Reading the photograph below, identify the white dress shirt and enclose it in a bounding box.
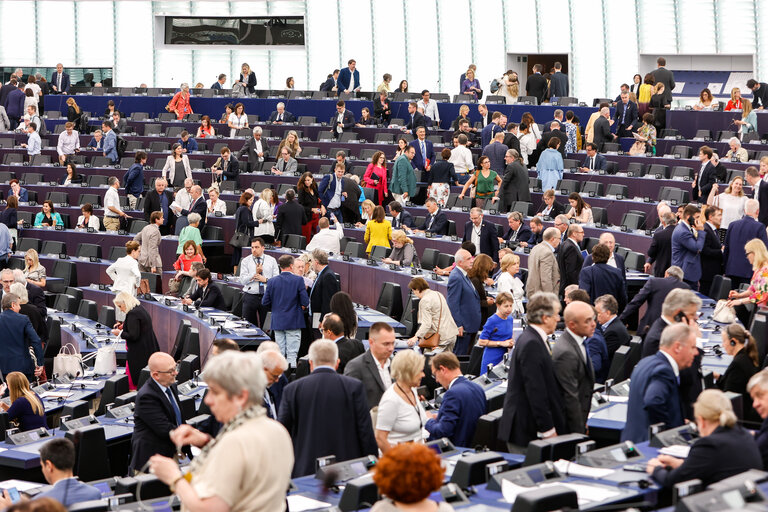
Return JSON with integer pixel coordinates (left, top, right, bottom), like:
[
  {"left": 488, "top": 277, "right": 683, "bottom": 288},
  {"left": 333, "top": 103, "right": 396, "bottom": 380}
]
[
  {"left": 375, "top": 356, "right": 392, "bottom": 391},
  {"left": 175, "top": 188, "right": 192, "bottom": 212},
  {"left": 470, "top": 223, "right": 482, "bottom": 254},
  {"left": 659, "top": 349, "right": 680, "bottom": 379},
  {"left": 103, "top": 186, "right": 122, "bottom": 217},
  {"left": 56, "top": 130, "right": 80, "bottom": 156},
  {"left": 328, "top": 178, "right": 343, "bottom": 209},
  {"left": 417, "top": 99, "right": 440, "bottom": 122},
  {"left": 239, "top": 253, "right": 279, "bottom": 294},
  {"left": 76, "top": 215, "right": 100, "bottom": 230},
  {"left": 565, "top": 327, "right": 588, "bottom": 362},
  {"left": 306, "top": 224, "right": 344, "bottom": 254},
  {"left": 448, "top": 145, "right": 474, "bottom": 174}
]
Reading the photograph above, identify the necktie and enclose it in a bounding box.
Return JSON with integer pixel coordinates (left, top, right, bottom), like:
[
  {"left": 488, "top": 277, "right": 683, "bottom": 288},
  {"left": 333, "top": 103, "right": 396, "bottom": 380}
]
[
  {"left": 421, "top": 141, "right": 426, "bottom": 165},
  {"left": 621, "top": 105, "right": 626, "bottom": 124},
  {"left": 165, "top": 388, "right": 182, "bottom": 426},
  {"left": 590, "top": 157, "right": 594, "bottom": 170},
  {"left": 411, "top": 114, "right": 414, "bottom": 125},
  {"left": 278, "top": 114, "right": 282, "bottom": 122},
  {"left": 428, "top": 214, "right": 434, "bottom": 229},
  {"left": 256, "top": 257, "right": 264, "bottom": 294},
  {"left": 57, "top": 73, "right": 62, "bottom": 91},
  {"left": 264, "top": 390, "right": 277, "bottom": 419}
]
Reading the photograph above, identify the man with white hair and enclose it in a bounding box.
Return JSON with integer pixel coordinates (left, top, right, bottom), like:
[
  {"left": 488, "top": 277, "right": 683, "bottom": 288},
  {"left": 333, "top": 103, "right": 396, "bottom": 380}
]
[
  {"left": 726, "top": 136, "right": 749, "bottom": 163},
  {"left": 50, "top": 63, "right": 70, "bottom": 94},
  {"left": 592, "top": 106, "right": 616, "bottom": 151},
  {"left": 724, "top": 198, "right": 768, "bottom": 289},
  {"left": 257, "top": 348, "right": 288, "bottom": 419},
  {"left": 527, "top": 227, "right": 561, "bottom": 297},
  {"left": 238, "top": 126, "right": 270, "bottom": 172},
  {"left": 447, "top": 248, "right": 482, "bottom": 355},
  {"left": 620, "top": 266, "right": 690, "bottom": 338},
  {"left": 582, "top": 232, "right": 626, "bottom": 277},
  {"left": 13, "top": 268, "right": 46, "bottom": 317},
  {"left": 279, "top": 339, "right": 377, "bottom": 478},
  {"left": 268, "top": 102, "right": 295, "bottom": 124}
]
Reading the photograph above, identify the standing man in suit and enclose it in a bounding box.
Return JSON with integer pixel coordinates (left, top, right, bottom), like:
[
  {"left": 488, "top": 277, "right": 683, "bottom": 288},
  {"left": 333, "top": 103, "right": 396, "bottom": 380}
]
[
  {"left": 463, "top": 208, "right": 500, "bottom": 261},
  {"left": 258, "top": 348, "right": 288, "bottom": 419},
  {"left": 182, "top": 268, "right": 225, "bottom": 310},
  {"left": 388, "top": 201, "right": 413, "bottom": 230},
  {"left": 502, "top": 123, "right": 522, "bottom": 155},
  {"left": 238, "top": 127, "right": 269, "bottom": 173},
  {"left": 481, "top": 112, "right": 505, "bottom": 148},
  {"left": 642, "top": 289, "right": 702, "bottom": 358},
  {"left": 499, "top": 149, "right": 530, "bottom": 211},
  {"left": 549, "top": 62, "right": 569, "bottom": 99},
  {"left": 174, "top": 185, "right": 207, "bottom": 232},
  {"left": 499, "top": 292, "right": 567, "bottom": 452},
  {"left": 558, "top": 224, "right": 585, "bottom": 296},
  {"left": 344, "top": 322, "right": 395, "bottom": 409},
  {"left": 409, "top": 126, "right": 434, "bottom": 171},
  {"left": 268, "top": 102, "right": 295, "bottom": 124},
  {"left": 129, "top": 352, "right": 186, "bottom": 473},
  {"left": 0, "top": 293, "right": 42, "bottom": 383},
  {"left": 525, "top": 64, "right": 548, "bottom": 104},
  {"left": 579, "top": 244, "right": 627, "bottom": 309},
  {"left": 279, "top": 339, "right": 377, "bottom": 477},
  {"left": 390, "top": 146, "right": 417, "bottom": 207},
  {"left": 50, "top": 63, "right": 70, "bottom": 94},
  {"left": 402, "top": 102, "right": 428, "bottom": 134},
  {"left": 745, "top": 166, "right": 768, "bottom": 226},
  {"left": 425, "top": 353, "right": 486, "bottom": 447},
  {"left": 724, "top": 199, "right": 768, "bottom": 289},
  {"left": 651, "top": 57, "right": 676, "bottom": 105},
  {"left": 595, "top": 295, "right": 632, "bottom": 361},
  {"left": 239, "top": 237, "right": 280, "bottom": 328},
  {"left": 579, "top": 143, "right": 607, "bottom": 172},
  {"left": 613, "top": 92, "right": 638, "bottom": 138},
  {"left": 646, "top": 212, "right": 677, "bottom": 277},
  {"left": 320, "top": 69, "right": 340, "bottom": 92},
  {"left": 210, "top": 74, "right": 226, "bottom": 89},
  {"left": 620, "top": 266, "right": 689, "bottom": 338},
  {"left": 672, "top": 204, "right": 707, "bottom": 290},
  {"left": 337, "top": 59, "right": 361, "bottom": 94},
  {"left": 527, "top": 227, "right": 561, "bottom": 297},
  {"left": 553, "top": 301, "right": 596, "bottom": 434},
  {"left": 275, "top": 189, "right": 307, "bottom": 242},
  {"left": 476, "top": 103, "right": 492, "bottom": 127},
  {"left": 582, "top": 232, "right": 626, "bottom": 278},
  {"left": 262, "top": 255, "right": 310, "bottom": 368},
  {"left": 694, "top": 146, "right": 717, "bottom": 201},
  {"left": 447, "top": 249, "right": 481, "bottom": 356},
  {"left": 309, "top": 249, "right": 340, "bottom": 320},
  {"left": 592, "top": 107, "right": 616, "bottom": 151},
  {"left": 320, "top": 314, "right": 365, "bottom": 374},
  {"left": 483, "top": 132, "right": 509, "bottom": 173},
  {"left": 700, "top": 206, "right": 724, "bottom": 297},
  {"left": 330, "top": 100, "right": 355, "bottom": 139},
  {"left": 544, "top": 111, "right": 565, "bottom": 132},
  {"left": 319, "top": 163, "right": 348, "bottom": 221},
  {"left": 622, "top": 323, "right": 697, "bottom": 443},
  {"left": 415, "top": 197, "right": 449, "bottom": 236}
]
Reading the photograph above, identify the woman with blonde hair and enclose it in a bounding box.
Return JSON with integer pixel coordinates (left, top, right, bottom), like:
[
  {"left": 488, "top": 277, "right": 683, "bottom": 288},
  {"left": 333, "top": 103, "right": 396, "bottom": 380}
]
[
  {"left": 166, "top": 83, "right": 193, "bottom": 120},
  {"left": 735, "top": 98, "right": 758, "bottom": 136},
  {"left": 461, "top": 69, "right": 482, "bottom": 99},
  {"left": 375, "top": 350, "right": 428, "bottom": 453},
  {"left": 647, "top": 389, "right": 762, "bottom": 488},
  {"left": 725, "top": 87, "right": 743, "bottom": 111},
  {"left": 714, "top": 323, "right": 760, "bottom": 422},
  {"left": 206, "top": 187, "right": 227, "bottom": 216},
  {"left": 65, "top": 97, "right": 81, "bottom": 123},
  {"left": 252, "top": 188, "right": 276, "bottom": 244},
  {"left": 500, "top": 70, "right": 519, "bottom": 103},
  {"left": 451, "top": 104, "right": 472, "bottom": 130},
  {"left": 728, "top": 238, "right": 768, "bottom": 326},
  {"left": 235, "top": 62, "right": 257, "bottom": 94},
  {"left": 407, "top": 277, "right": 458, "bottom": 353},
  {"left": 356, "top": 198, "right": 376, "bottom": 227},
  {"left": 23, "top": 248, "right": 46, "bottom": 288},
  {"left": 649, "top": 82, "right": 668, "bottom": 131},
  {"left": 10, "top": 283, "right": 45, "bottom": 346},
  {"left": 112, "top": 291, "right": 160, "bottom": 389},
  {"left": 0, "top": 372, "right": 45, "bottom": 432},
  {"left": 382, "top": 230, "right": 417, "bottom": 267},
  {"left": 364, "top": 205, "right": 392, "bottom": 253},
  {"left": 277, "top": 130, "right": 302, "bottom": 158},
  {"left": 707, "top": 175, "right": 746, "bottom": 228},
  {"left": 495, "top": 254, "right": 524, "bottom": 315}
]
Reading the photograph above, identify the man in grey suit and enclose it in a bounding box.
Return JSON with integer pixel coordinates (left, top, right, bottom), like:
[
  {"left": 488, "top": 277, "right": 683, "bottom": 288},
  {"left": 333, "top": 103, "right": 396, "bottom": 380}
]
[
  {"left": 526, "top": 227, "right": 561, "bottom": 297},
  {"left": 651, "top": 56, "right": 675, "bottom": 104},
  {"left": 344, "top": 322, "right": 395, "bottom": 409},
  {"left": 553, "top": 301, "right": 596, "bottom": 434}
]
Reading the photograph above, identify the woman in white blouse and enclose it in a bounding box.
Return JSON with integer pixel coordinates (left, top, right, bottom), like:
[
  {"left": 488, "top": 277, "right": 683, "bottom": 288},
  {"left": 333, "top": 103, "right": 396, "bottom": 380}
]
[
  {"left": 252, "top": 188, "right": 276, "bottom": 244},
  {"left": 375, "top": 350, "right": 428, "bottom": 454},
  {"left": 206, "top": 187, "right": 227, "bottom": 216},
  {"left": 227, "top": 102, "right": 249, "bottom": 137},
  {"left": 106, "top": 240, "right": 142, "bottom": 297},
  {"left": 495, "top": 253, "right": 525, "bottom": 316},
  {"left": 518, "top": 122, "right": 537, "bottom": 166},
  {"left": 707, "top": 176, "right": 747, "bottom": 229}
]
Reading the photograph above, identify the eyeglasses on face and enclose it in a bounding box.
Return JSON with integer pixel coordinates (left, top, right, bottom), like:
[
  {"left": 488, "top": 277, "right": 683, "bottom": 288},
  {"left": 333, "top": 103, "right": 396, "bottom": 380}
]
[{"left": 156, "top": 364, "right": 180, "bottom": 375}]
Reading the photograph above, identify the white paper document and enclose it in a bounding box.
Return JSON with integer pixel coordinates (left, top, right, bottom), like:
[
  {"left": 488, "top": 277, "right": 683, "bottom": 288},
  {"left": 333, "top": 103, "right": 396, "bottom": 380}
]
[
  {"left": 285, "top": 495, "right": 332, "bottom": 512},
  {"left": 0, "top": 479, "right": 43, "bottom": 492},
  {"left": 502, "top": 479, "right": 621, "bottom": 505},
  {"left": 553, "top": 460, "right": 615, "bottom": 478},
  {"left": 659, "top": 445, "right": 691, "bottom": 458}
]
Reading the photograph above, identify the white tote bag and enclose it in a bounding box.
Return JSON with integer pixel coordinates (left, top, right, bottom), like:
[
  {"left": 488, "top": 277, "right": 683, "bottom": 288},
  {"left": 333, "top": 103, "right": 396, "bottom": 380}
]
[
  {"left": 53, "top": 344, "right": 83, "bottom": 378},
  {"left": 92, "top": 342, "right": 118, "bottom": 375}
]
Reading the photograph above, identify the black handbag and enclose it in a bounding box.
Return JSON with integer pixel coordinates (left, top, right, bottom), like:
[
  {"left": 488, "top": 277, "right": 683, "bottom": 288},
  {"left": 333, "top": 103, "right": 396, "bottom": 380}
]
[{"left": 229, "top": 230, "right": 250, "bottom": 248}]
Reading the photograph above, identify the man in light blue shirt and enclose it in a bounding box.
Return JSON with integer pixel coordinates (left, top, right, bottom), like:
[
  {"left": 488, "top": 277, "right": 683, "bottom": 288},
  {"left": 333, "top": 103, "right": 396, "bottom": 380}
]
[
  {"left": 21, "top": 123, "right": 41, "bottom": 158},
  {"left": 32, "top": 438, "right": 102, "bottom": 507},
  {"left": 102, "top": 120, "right": 118, "bottom": 163},
  {"left": 0, "top": 223, "right": 10, "bottom": 267}
]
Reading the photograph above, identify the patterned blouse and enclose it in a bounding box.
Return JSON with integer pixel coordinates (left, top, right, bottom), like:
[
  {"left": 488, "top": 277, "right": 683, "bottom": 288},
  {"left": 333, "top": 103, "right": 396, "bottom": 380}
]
[
  {"left": 564, "top": 122, "right": 578, "bottom": 154},
  {"left": 748, "top": 266, "right": 768, "bottom": 306},
  {"left": 639, "top": 123, "right": 657, "bottom": 147}
]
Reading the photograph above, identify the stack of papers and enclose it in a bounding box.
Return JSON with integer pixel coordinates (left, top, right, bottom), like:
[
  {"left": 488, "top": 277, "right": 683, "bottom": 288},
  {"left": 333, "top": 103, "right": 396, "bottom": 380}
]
[
  {"left": 659, "top": 445, "right": 691, "bottom": 458},
  {"left": 553, "top": 460, "right": 615, "bottom": 478},
  {"left": 285, "top": 495, "right": 332, "bottom": 511}
]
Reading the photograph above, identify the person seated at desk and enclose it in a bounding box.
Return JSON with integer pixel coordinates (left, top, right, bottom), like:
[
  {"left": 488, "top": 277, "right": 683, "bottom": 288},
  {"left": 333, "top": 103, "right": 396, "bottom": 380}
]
[
  {"left": 183, "top": 268, "right": 225, "bottom": 310},
  {"left": 414, "top": 197, "right": 449, "bottom": 236},
  {"left": 271, "top": 147, "right": 298, "bottom": 175},
  {"left": 714, "top": 323, "right": 760, "bottom": 422},
  {"left": 579, "top": 142, "right": 607, "bottom": 172},
  {"left": 86, "top": 129, "right": 104, "bottom": 151},
  {"left": 177, "top": 130, "right": 198, "bottom": 153},
  {"left": 537, "top": 189, "right": 565, "bottom": 218},
  {"left": 28, "top": 438, "right": 102, "bottom": 507},
  {"left": 171, "top": 241, "right": 203, "bottom": 292},
  {"left": 9, "top": 179, "right": 28, "bottom": 204},
  {"left": 23, "top": 249, "right": 46, "bottom": 288},
  {"left": 34, "top": 200, "right": 63, "bottom": 227},
  {"left": 0, "top": 371, "right": 45, "bottom": 432},
  {"left": 382, "top": 230, "right": 416, "bottom": 267},
  {"left": 75, "top": 203, "right": 100, "bottom": 230},
  {"left": 60, "top": 161, "right": 82, "bottom": 186},
  {"left": 268, "top": 102, "right": 295, "bottom": 124},
  {"left": 356, "top": 107, "right": 377, "bottom": 127},
  {"left": 647, "top": 389, "right": 763, "bottom": 488}
]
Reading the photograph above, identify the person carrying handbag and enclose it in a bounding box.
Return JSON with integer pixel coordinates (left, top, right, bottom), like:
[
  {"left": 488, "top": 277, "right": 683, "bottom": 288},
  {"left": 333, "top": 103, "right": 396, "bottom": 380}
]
[{"left": 406, "top": 278, "right": 459, "bottom": 353}]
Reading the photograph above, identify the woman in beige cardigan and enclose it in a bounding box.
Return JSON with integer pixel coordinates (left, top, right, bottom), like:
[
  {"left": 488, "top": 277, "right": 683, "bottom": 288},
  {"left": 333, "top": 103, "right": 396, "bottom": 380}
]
[
  {"left": 406, "top": 277, "right": 459, "bottom": 353},
  {"left": 161, "top": 143, "right": 193, "bottom": 190},
  {"left": 133, "top": 210, "right": 164, "bottom": 273}
]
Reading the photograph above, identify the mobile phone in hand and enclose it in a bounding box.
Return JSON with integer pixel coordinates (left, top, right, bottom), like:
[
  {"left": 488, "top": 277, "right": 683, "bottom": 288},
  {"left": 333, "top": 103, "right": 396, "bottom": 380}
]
[{"left": 5, "top": 487, "right": 21, "bottom": 504}]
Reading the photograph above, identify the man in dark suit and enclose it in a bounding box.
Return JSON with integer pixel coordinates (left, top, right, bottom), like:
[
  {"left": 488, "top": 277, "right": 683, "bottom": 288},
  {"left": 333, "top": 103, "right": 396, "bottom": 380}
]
[
  {"left": 183, "top": 269, "right": 225, "bottom": 310},
  {"left": 724, "top": 199, "right": 768, "bottom": 289},
  {"left": 337, "top": 59, "right": 361, "bottom": 93},
  {"left": 416, "top": 198, "right": 449, "bottom": 236},
  {"left": 536, "top": 122, "right": 568, "bottom": 158},
  {"left": 748, "top": 78, "right": 768, "bottom": 109},
  {"left": 695, "top": 146, "right": 718, "bottom": 201},
  {"left": 613, "top": 92, "right": 638, "bottom": 137},
  {"left": 582, "top": 233, "right": 626, "bottom": 278},
  {"left": 672, "top": 204, "right": 707, "bottom": 290},
  {"left": 403, "top": 102, "right": 427, "bottom": 134},
  {"left": 523, "top": 217, "right": 544, "bottom": 247},
  {"left": 646, "top": 212, "right": 677, "bottom": 277},
  {"left": 330, "top": 100, "right": 355, "bottom": 139},
  {"left": 549, "top": 62, "right": 569, "bottom": 98},
  {"left": 499, "top": 292, "right": 567, "bottom": 452},
  {"left": 579, "top": 244, "right": 627, "bottom": 310},
  {"left": 268, "top": 102, "right": 296, "bottom": 124},
  {"left": 525, "top": 64, "right": 548, "bottom": 104},
  {"left": 263, "top": 255, "right": 310, "bottom": 368},
  {"left": 174, "top": 185, "right": 207, "bottom": 232},
  {"left": 50, "top": 64, "right": 70, "bottom": 94},
  {"left": 543, "top": 110, "right": 565, "bottom": 133},
  {"left": 502, "top": 123, "right": 521, "bottom": 155},
  {"left": 319, "top": 69, "right": 339, "bottom": 92},
  {"left": 745, "top": 167, "right": 768, "bottom": 225},
  {"left": 642, "top": 288, "right": 702, "bottom": 358},
  {"left": 344, "top": 322, "right": 395, "bottom": 409},
  {"left": 558, "top": 224, "right": 585, "bottom": 296},
  {"left": 622, "top": 323, "right": 696, "bottom": 443},
  {"left": 700, "top": 206, "right": 724, "bottom": 297},
  {"left": 111, "top": 111, "right": 128, "bottom": 134},
  {"left": 276, "top": 189, "right": 308, "bottom": 241},
  {"left": 237, "top": 127, "right": 270, "bottom": 173},
  {"left": 463, "top": 208, "right": 500, "bottom": 261},
  {"left": 318, "top": 164, "right": 347, "bottom": 221},
  {"left": 501, "top": 211, "right": 532, "bottom": 246},
  {"left": 409, "top": 126, "right": 434, "bottom": 171},
  {"left": 579, "top": 143, "right": 607, "bottom": 172},
  {"left": 620, "top": 266, "right": 690, "bottom": 338},
  {"left": 595, "top": 294, "right": 632, "bottom": 360},
  {"left": 309, "top": 249, "right": 340, "bottom": 320},
  {"left": 373, "top": 91, "right": 391, "bottom": 124},
  {"left": 320, "top": 314, "right": 364, "bottom": 374},
  {"left": 651, "top": 57, "right": 676, "bottom": 104},
  {"left": 480, "top": 112, "right": 505, "bottom": 148},
  {"left": 447, "top": 249, "right": 482, "bottom": 355},
  {"left": 143, "top": 178, "right": 175, "bottom": 235},
  {"left": 477, "top": 103, "right": 492, "bottom": 127},
  {"left": 0, "top": 293, "right": 43, "bottom": 383},
  {"left": 210, "top": 74, "right": 226, "bottom": 89},
  {"left": 425, "top": 352, "right": 486, "bottom": 446},
  {"left": 258, "top": 347, "right": 288, "bottom": 420},
  {"left": 388, "top": 201, "right": 413, "bottom": 230},
  {"left": 553, "top": 301, "right": 596, "bottom": 434},
  {"left": 499, "top": 149, "right": 530, "bottom": 212},
  {"left": 129, "top": 352, "right": 186, "bottom": 473},
  {"left": 279, "top": 339, "right": 377, "bottom": 477},
  {"left": 592, "top": 107, "right": 616, "bottom": 151}
]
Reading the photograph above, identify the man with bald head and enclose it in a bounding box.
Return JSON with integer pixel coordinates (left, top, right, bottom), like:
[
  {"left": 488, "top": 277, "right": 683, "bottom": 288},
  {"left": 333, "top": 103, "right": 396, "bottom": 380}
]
[
  {"left": 447, "top": 249, "right": 482, "bottom": 355},
  {"left": 175, "top": 184, "right": 207, "bottom": 231},
  {"left": 258, "top": 349, "right": 288, "bottom": 419},
  {"left": 553, "top": 301, "right": 596, "bottom": 433},
  {"left": 130, "top": 352, "right": 186, "bottom": 473},
  {"left": 527, "top": 227, "right": 561, "bottom": 297},
  {"left": 582, "top": 232, "right": 626, "bottom": 277}
]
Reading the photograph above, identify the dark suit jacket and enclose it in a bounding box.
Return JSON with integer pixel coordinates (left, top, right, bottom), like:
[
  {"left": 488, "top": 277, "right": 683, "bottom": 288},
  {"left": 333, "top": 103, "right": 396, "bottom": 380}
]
[
  {"left": 701, "top": 223, "right": 724, "bottom": 284},
  {"left": 647, "top": 225, "right": 675, "bottom": 277},
  {"left": 310, "top": 266, "right": 340, "bottom": 319},
  {"left": 373, "top": 97, "right": 391, "bottom": 121},
  {"left": 724, "top": 216, "right": 768, "bottom": 278},
  {"left": 337, "top": 68, "right": 360, "bottom": 92},
  {"left": 757, "top": 418, "right": 768, "bottom": 469},
  {"left": 642, "top": 317, "right": 668, "bottom": 358},
  {"left": 622, "top": 351, "right": 685, "bottom": 443},
  {"left": 537, "top": 129, "right": 568, "bottom": 158},
  {"left": 755, "top": 180, "right": 768, "bottom": 225},
  {"left": 499, "top": 162, "right": 531, "bottom": 211},
  {"left": 717, "top": 349, "right": 759, "bottom": 422},
  {"left": 405, "top": 111, "right": 428, "bottom": 133},
  {"left": 504, "top": 225, "right": 533, "bottom": 245},
  {"left": 499, "top": 326, "right": 567, "bottom": 445},
  {"left": 275, "top": 200, "right": 307, "bottom": 239},
  {"left": 129, "top": 379, "right": 185, "bottom": 472},
  {"left": 0, "top": 310, "right": 42, "bottom": 379},
  {"left": 582, "top": 253, "right": 626, "bottom": 278},
  {"left": 238, "top": 137, "right": 270, "bottom": 171},
  {"left": 319, "top": 77, "right": 336, "bottom": 92},
  {"left": 318, "top": 174, "right": 346, "bottom": 207},
  {"left": 279, "top": 368, "right": 377, "bottom": 477},
  {"left": 26, "top": 282, "right": 46, "bottom": 318},
  {"left": 120, "top": 306, "right": 160, "bottom": 385},
  {"left": 579, "top": 263, "right": 627, "bottom": 310},
  {"left": 549, "top": 72, "right": 569, "bottom": 98},
  {"left": 502, "top": 133, "right": 521, "bottom": 155},
  {"left": 536, "top": 200, "right": 565, "bottom": 219},
  {"left": 613, "top": 101, "right": 638, "bottom": 130},
  {"left": 391, "top": 210, "right": 414, "bottom": 229},
  {"left": 181, "top": 196, "right": 207, "bottom": 231},
  {"left": 601, "top": 317, "right": 632, "bottom": 361},
  {"left": 419, "top": 209, "right": 449, "bottom": 235},
  {"left": 651, "top": 67, "right": 676, "bottom": 104},
  {"left": 143, "top": 189, "right": 176, "bottom": 231},
  {"left": 581, "top": 153, "right": 607, "bottom": 171},
  {"left": 268, "top": 110, "right": 296, "bottom": 123},
  {"left": 593, "top": 116, "right": 614, "bottom": 150},
  {"left": 557, "top": 238, "right": 584, "bottom": 295},
  {"left": 336, "top": 337, "right": 365, "bottom": 375},
  {"left": 588, "top": 326, "right": 610, "bottom": 384},
  {"left": 462, "top": 221, "right": 500, "bottom": 261},
  {"left": 409, "top": 139, "right": 435, "bottom": 171},
  {"left": 652, "top": 426, "right": 763, "bottom": 489},
  {"left": 50, "top": 72, "right": 70, "bottom": 93},
  {"left": 344, "top": 350, "right": 389, "bottom": 409},
  {"left": 696, "top": 162, "right": 718, "bottom": 200},
  {"left": 262, "top": 271, "right": 309, "bottom": 330},
  {"left": 425, "top": 376, "right": 487, "bottom": 447},
  {"left": 525, "top": 73, "right": 548, "bottom": 104},
  {"left": 553, "top": 330, "right": 594, "bottom": 433},
  {"left": 330, "top": 110, "right": 355, "bottom": 136},
  {"left": 189, "top": 283, "right": 226, "bottom": 310},
  {"left": 620, "top": 277, "right": 689, "bottom": 336}
]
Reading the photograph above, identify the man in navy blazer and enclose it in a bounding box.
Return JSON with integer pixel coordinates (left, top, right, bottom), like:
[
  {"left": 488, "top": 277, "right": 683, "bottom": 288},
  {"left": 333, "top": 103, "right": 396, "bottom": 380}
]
[
  {"left": 175, "top": 185, "right": 207, "bottom": 231},
  {"left": 695, "top": 146, "right": 718, "bottom": 201},
  {"left": 262, "top": 255, "right": 310, "bottom": 368},
  {"left": 499, "top": 293, "right": 567, "bottom": 452},
  {"left": 463, "top": 208, "right": 500, "bottom": 262},
  {"left": 388, "top": 202, "right": 413, "bottom": 230},
  {"left": 579, "top": 143, "right": 607, "bottom": 172},
  {"left": 622, "top": 323, "right": 698, "bottom": 443},
  {"left": 416, "top": 198, "right": 449, "bottom": 236},
  {"left": 481, "top": 112, "right": 505, "bottom": 147},
  {"left": 578, "top": 244, "right": 627, "bottom": 310},
  {"left": 50, "top": 64, "right": 70, "bottom": 94},
  {"left": 558, "top": 224, "right": 585, "bottom": 296},
  {"left": 745, "top": 167, "right": 768, "bottom": 225},
  {"left": 582, "top": 232, "right": 626, "bottom": 278},
  {"left": 724, "top": 198, "right": 768, "bottom": 289},
  {"left": 409, "top": 127, "right": 434, "bottom": 171},
  {"left": 320, "top": 70, "right": 339, "bottom": 92},
  {"left": 0, "top": 293, "right": 43, "bottom": 382},
  {"left": 268, "top": 102, "right": 296, "bottom": 124},
  {"left": 700, "top": 206, "right": 724, "bottom": 297},
  {"left": 318, "top": 163, "right": 347, "bottom": 221},
  {"left": 646, "top": 213, "right": 677, "bottom": 277},
  {"left": 330, "top": 100, "right": 355, "bottom": 139},
  {"left": 337, "top": 59, "right": 361, "bottom": 93},
  {"left": 502, "top": 212, "right": 533, "bottom": 246},
  {"left": 403, "top": 102, "right": 428, "bottom": 134},
  {"left": 613, "top": 92, "right": 638, "bottom": 137},
  {"left": 425, "top": 353, "right": 486, "bottom": 447},
  {"left": 671, "top": 204, "right": 706, "bottom": 290},
  {"left": 620, "top": 266, "right": 689, "bottom": 337},
  {"left": 447, "top": 249, "right": 482, "bottom": 355},
  {"left": 210, "top": 74, "right": 226, "bottom": 89},
  {"left": 279, "top": 339, "right": 376, "bottom": 478}
]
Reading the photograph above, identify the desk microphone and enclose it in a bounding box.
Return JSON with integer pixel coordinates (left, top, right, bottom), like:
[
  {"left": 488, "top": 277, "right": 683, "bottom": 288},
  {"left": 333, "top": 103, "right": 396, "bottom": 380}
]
[
  {"left": 56, "top": 371, "right": 82, "bottom": 403},
  {"left": 321, "top": 468, "right": 340, "bottom": 496}
]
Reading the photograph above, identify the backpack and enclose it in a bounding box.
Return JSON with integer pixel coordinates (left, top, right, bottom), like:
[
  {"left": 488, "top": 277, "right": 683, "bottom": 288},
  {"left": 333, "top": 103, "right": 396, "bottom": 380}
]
[
  {"left": 116, "top": 136, "right": 128, "bottom": 158},
  {"left": 490, "top": 78, "right": 501, "bottom": 94},
  {"left": 77, "top": 112, "right": 90, "bottom": 134}
]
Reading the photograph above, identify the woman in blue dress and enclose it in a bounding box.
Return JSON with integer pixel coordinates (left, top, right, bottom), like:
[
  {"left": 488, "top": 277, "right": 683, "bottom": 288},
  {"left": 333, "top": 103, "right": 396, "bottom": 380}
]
[
  {"left": 536, "top": 137, "right": 564, "bottom": 191},
  {"left": 478, "top": 292, "right": 516, "bottom": 372}
]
